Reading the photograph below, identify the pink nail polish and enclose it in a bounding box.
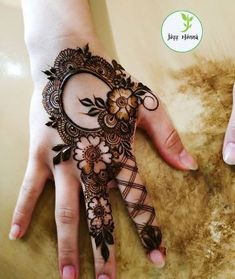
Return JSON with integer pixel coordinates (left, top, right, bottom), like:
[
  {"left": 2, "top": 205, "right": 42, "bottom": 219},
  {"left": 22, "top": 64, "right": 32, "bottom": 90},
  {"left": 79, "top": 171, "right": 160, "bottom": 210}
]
[
  {"left": 63, "top": 265, "right": 75, "bottom": 279},
  {"left": 98, "top": 275, "right": 110, "bottom": 279},
  {"left": 9, "top": 224, "right": 21, "bottom": 240},
  {"left": 149, "top": 249, "right": 165, "bottom": 268}
]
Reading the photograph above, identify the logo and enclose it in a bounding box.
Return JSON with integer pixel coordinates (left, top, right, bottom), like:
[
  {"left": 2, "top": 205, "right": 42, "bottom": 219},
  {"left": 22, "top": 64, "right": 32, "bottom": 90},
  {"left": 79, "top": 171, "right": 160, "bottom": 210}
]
[{"left": 161, "top": 11, "right": 203, "bottom": 52}]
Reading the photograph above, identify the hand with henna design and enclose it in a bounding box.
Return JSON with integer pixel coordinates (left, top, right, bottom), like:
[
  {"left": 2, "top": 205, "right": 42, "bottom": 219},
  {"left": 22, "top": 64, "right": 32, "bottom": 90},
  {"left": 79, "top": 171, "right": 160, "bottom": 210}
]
[
  {"left": 42, "top": 44, "right": 164, "bottom": 263},
  {"left": 9, "top": 1, "right": 198, "bottom": 279}
]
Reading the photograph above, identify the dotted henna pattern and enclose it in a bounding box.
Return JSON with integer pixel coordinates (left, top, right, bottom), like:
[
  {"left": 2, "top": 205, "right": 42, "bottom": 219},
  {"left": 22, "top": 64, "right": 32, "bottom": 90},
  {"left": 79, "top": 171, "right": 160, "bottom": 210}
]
[{"left": 42, "top": 44, "right": 163, "bottom": 262}]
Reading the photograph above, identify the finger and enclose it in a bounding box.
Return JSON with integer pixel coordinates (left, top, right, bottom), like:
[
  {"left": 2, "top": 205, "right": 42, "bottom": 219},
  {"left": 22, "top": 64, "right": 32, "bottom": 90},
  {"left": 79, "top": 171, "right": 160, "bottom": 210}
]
[
  {"left": 9, "top": 161, "right": 49, "bottom": 240},
  {"left": 54, "top": 165, "right": 80, "bottom": 279},
  {"left": 223, "top": 82, "right": 235, "bottom": 165},
  {"left": 115, "top": 156, "right": 166, "bottom": 268},
  {"left": 80, "top": 179, "right": 116, "bottom": 279},
  {"left": 138, "top": 100, "right": 198, "bottom": 170}
]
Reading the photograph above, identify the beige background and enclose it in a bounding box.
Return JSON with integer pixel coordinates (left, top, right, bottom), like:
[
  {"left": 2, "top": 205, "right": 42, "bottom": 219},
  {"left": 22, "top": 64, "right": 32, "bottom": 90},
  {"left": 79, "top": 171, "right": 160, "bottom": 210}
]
[{"left": 0, "top": 0, "right": 235, "bottom": 278}]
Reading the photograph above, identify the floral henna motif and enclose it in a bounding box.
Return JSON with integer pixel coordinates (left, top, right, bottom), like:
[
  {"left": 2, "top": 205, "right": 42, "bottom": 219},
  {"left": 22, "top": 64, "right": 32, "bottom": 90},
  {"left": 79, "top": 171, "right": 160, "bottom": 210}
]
[
  {"left": 42, "top": 44, "right": 161, "bottom": 262},
  {"left": 107, "top": 88, "right": 138, "bottom": 120},
  {"left": 74, "top": 136, "right": 112, "bottom": 174}
]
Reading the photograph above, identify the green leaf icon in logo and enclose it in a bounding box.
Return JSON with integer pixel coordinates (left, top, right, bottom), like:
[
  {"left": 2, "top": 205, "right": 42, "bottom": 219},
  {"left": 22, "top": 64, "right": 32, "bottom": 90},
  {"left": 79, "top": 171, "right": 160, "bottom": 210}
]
[{"left": 181, "top": 13, "right": 193, "bottom": 32}]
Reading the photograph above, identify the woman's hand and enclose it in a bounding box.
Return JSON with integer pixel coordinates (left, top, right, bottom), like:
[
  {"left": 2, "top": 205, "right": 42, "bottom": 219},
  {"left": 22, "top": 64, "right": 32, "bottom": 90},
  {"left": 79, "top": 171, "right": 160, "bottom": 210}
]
[
  {"left": 9, "top": 1, "right": 197, "bottom": 278},
  {"left": 9, "top": 42, "right": 197, "bottom": 279}
]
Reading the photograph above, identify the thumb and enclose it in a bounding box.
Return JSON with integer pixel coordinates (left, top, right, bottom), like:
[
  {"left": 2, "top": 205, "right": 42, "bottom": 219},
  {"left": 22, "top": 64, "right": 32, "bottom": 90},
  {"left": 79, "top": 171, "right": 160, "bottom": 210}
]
[{"left": 138, "top": 99, "right": 198, "bottom": 170}]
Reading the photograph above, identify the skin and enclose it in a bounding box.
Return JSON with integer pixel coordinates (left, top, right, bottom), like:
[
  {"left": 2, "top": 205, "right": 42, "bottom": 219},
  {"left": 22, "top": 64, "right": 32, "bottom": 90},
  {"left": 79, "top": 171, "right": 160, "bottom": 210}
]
[
  {"left": 9, "top": 1, "right": 198, "bottom": 279},
  {"left": 223, "top": 83, "right": 235, "bottom": 165}
]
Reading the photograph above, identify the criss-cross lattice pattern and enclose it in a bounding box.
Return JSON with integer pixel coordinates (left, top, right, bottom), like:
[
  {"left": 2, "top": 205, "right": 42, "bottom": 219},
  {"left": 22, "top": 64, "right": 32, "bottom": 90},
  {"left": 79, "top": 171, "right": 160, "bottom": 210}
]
[{"left": 116, "top": 156, "right": 157, "bottom": 232}]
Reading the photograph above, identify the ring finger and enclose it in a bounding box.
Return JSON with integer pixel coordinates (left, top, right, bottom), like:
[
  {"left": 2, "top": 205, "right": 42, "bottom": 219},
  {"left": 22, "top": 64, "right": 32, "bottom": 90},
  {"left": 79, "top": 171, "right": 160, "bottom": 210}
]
[{"left": 80, "top": 179, "right": 116, "bottom": 279}]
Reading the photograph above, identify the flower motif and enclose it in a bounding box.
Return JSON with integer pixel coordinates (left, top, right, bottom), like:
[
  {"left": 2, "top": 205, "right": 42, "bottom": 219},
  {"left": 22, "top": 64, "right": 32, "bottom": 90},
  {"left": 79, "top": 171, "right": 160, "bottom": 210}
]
[
  {"left": 107, "top": 88, "right": 138, "bottom": 121},
  {"left": 87, "top": 196, "right": 112, "bottom": 229},
  {"left": 75, "top": 136, "right": 112, "bottom": 174}
]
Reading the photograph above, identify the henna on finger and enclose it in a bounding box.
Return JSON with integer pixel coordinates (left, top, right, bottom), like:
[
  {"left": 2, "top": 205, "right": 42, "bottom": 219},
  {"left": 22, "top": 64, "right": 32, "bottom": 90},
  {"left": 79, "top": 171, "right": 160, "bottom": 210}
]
[
  {"left": 42, "top": 44, "right": 160, "bottom": 262},
  {"left": 115, "top": 156, "right": 166, "bottom": 255}
]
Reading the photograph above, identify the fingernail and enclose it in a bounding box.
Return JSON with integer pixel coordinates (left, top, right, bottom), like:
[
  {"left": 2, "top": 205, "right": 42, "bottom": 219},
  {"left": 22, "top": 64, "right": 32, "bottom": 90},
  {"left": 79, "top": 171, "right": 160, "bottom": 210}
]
[
  {"left": 9, "top": 224, "right": 21, "bottom": 240},
  {"left": 63, "top": 265, "right": 75, "bottom": 279},
  {"left": 223, "top": 143, "right": 235, "bottom": 165},
  {"left": 179, "top": 149, "right": 198, "bottom": 170},
  {"left": 98, "top": 275, "right": 110, "bottom": 279},
  {"left": 149, "top": 249, "right": 165, "bottom": 268}
]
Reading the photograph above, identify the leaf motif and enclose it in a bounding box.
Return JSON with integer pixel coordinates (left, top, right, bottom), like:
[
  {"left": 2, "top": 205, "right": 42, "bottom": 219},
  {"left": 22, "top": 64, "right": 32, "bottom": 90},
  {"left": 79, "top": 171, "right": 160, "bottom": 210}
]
[
  {"left": 53, "top": 152, "right": 61, "bottom": 165},
  {"left": 87, "top": 107, "right": 100, "bottom": 117},
  {"left": 184, "top": 23, "right": 187, "bottom": 27},
  {"left": 189, "top": 16, "right": 193, "bottom": 21},
  {"left": 189, "top": 24, "right": 192, "bottom": 28},
  {"left": 138, "top": 83, "right": 150, "bottom": 91},
  {"left": 95, "top": 232, "right": 103, "bottom": 247},
  {"left": 79, "top": 98, "right": 94, "bottom": 107},
  {"left": 142, "top": 236, "right": 155, "bottom": 250},
  {"left": 51, "top": 122, "right": 57, "bottom": 128},
  {"left": 112, "top": 59, "right": 118, "bottom": 68},
  {"left": 62, "top": 146, "right": 72, "bottom": 161},
  {"left": 104, "top": 229, "right": 114, "bottom": 245},
  {"left": 112, "top": 59, "right": 125, "bottom": 71},
  {"left": 77, "top": 47, "right": 83, "bottom": 54},
  {"left": 52, "top": 144, "right": 66, "bottom": 152},
  {"left": 120, "top": 78, "right": 126, "bottom": 87},
  {"left": 48, "top": 76, "right": 55, "bottom": 81},
  {"left": 135, "top": 90, "right": 146, "bottom": 96},
  {"left": 126, "top": 76, "right": 131, "bottom": 86},
  {"left": 42, "top": 70, "right": 51, "bottom": 76},
  {"left": 84, "top": 43, "right": 89, "bottom": 54},
  {"left": 181, "top": 13, "right": 187, "bottom": 21},
  {"left": 94, "top": 97, "right": 106, "bottom": 109},
  {"left": 144, "top": 226, "right": 156, "bottom": 241},
  {"left": 101, "top": 242, "right": 109, "bottom": 262},
  {"left": 86, "top": 52, "right": 91, "bottom": 59},
  {"left": 50, "top": 67, "right": 56, "bottom": 74},
  {"left": 142, "top": 226, "right": 162, "bottom": 248},
  {"left": 45, "top": 121, "right": 52, "bottom": 127}
]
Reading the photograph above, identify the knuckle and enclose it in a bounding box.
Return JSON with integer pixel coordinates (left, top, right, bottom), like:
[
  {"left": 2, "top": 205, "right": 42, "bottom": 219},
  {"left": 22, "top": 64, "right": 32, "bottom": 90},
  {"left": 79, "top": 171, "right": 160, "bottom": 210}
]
[
  {"left": 13, "top": 207, "right": 26, "bottom": 221},
  {"left": 94, "top": 255, "right": 106, "bottom": 267},
  {"left": 94, "top": 253, "right": 112, "bottom": 269},
  {"left": 59, "top": 246, "right": 77, "bottom": 263},
  {"left": 60, "top": 246, "right": 77, "bottom": 257},
  {"left": 164, "top": 129, "right": 182, "bottom": 151},
  {"left": 55, "top": 207, "right": 78, "bottom": 225}
]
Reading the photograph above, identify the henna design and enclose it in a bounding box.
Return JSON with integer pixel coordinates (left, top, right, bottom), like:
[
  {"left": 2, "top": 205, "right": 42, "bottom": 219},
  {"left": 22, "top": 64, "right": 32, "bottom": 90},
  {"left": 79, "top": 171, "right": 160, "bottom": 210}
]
[
  {"left": 116, "top": 157, "right": 165, "bottom": 254},
  {"left": 42, "top": 44, "right": 161, "bottom": 262}
]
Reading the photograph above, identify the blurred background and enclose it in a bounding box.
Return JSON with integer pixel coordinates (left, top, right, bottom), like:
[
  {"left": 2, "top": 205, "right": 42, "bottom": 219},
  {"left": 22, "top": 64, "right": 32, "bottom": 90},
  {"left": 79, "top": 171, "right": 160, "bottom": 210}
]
[{"left": 0, "top": 0, "right": 235, "bottom": 278}]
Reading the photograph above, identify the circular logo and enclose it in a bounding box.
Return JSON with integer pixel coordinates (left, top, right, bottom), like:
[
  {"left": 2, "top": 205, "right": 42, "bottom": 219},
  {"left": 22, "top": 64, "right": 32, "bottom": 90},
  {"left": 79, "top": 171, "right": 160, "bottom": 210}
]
[{"left": 161, "top": 11, "right": 203, "bottom": 52}]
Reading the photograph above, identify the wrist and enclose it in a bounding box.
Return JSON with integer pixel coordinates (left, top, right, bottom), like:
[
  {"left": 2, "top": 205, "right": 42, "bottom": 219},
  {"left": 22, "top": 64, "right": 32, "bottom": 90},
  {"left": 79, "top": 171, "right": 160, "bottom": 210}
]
[{"left": 27, "top": 34, "right": 107, "bottom": 87}]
